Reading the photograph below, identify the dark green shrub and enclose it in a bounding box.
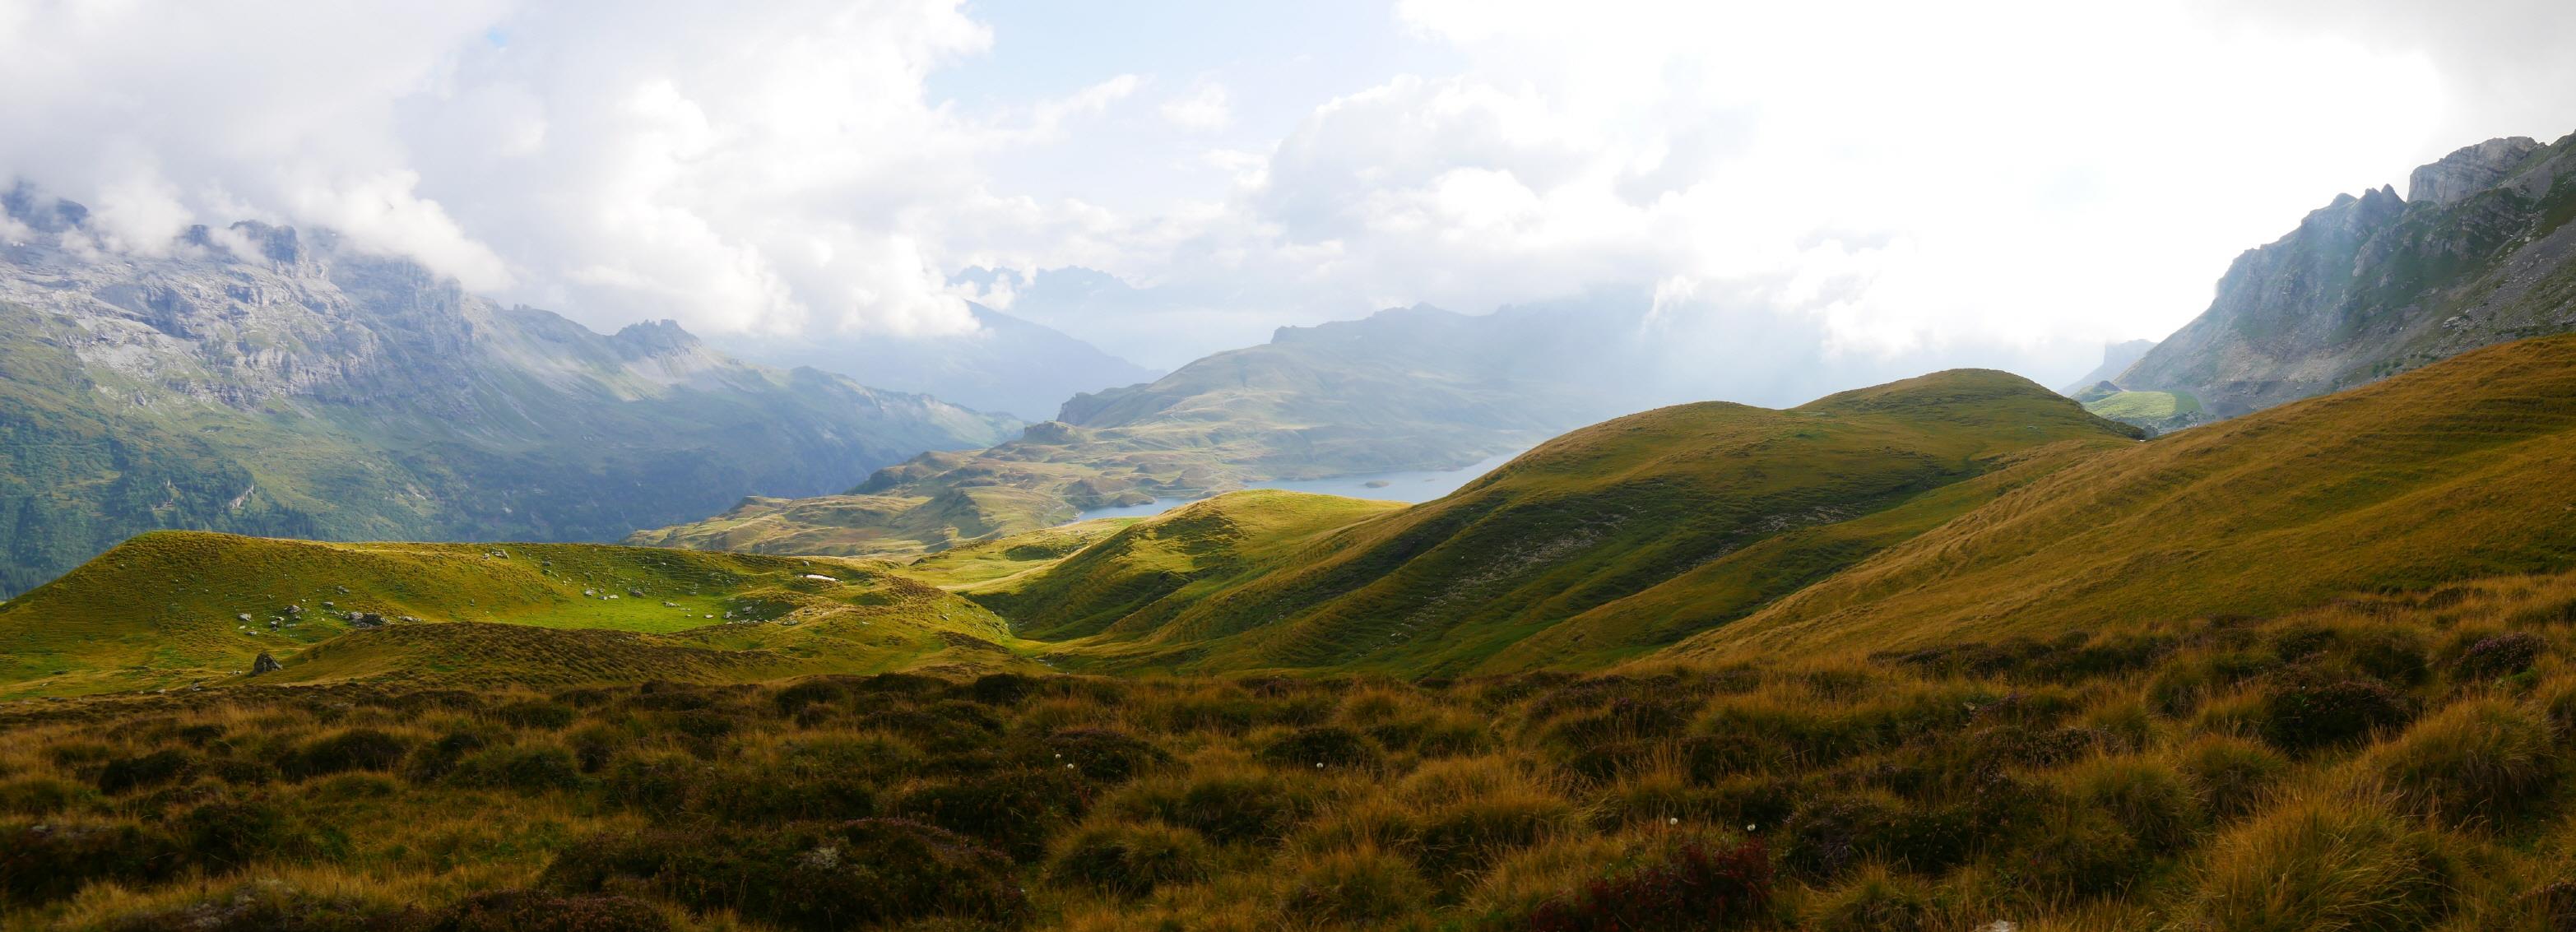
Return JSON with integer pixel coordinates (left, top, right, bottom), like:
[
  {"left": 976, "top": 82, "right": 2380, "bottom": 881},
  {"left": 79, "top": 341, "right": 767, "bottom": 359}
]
[
  {"left": 1515, "top": 839, "right": 1773, "bottom": 932},
  {"left": 1, "top": 820, "right": 187, "bottom": 906},
  {"left": 1256, "top": 725, "right": 1385, "bottom": 771},
  {"left": 601, "top": 751, "right": 698, "bottom": 815},
  {"left": 1044, "top": 820, "right": 1215, "bottom": 897},
  {"left": 448, "top": 745, "right": 583, "bottom": 794},
  {"left": 493, "top": 702, "right": 577, "bottom": 730},
  {"left": 402, "top": 730, "right": 493, "bottom": 784},
  {"left": 100, "top": 887, "right": 416, "bottom": 932},
  {"left": 894, "top": 767, "right": 1087, "bottom": 861},
  {"left": 285, "top": 729, "right": 411, "bottom": 779},
  {"left": 98, "top": 749, "right": 196, "bottom": 795},
  {"left": 1026, "top": 727, "right": 1172, "bottom": 782},
  {"left": 427, "top": 890, "right": 667, "bottom": 932},
  {"left": 700, "top": 766, "right": 875, "bottom": 824},
  {"left": 0, "top": 775, "right": 87, "bottom": 816},
  {"left": 1112, "top": 769, "right": 1320, "bottom": 846},
  {"left": 773, "top": 679, "right": 849, "bottom": 716},
  {"left": 2256, "top": 677, "right": 2412, "bottom": 753},
  {"left": 2177, "top": 735, "right": 2288, "bottom": 821},
  {"left": 1780, "top": 795, "right": 1975, "bottom": 879},
  {"left": 541, "top": 818, "right": 1028, "bottom": 932},
  {"left": 967, "top": 672, "right": 1033, "bottom": 705},
  {"left": 180, "top": 800, "right": 291, "bottom": 869}
]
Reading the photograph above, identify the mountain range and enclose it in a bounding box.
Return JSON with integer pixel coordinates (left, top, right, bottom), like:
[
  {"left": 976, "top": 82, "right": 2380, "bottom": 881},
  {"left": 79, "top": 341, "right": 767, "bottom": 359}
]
[
  {"left": 2084, "top": 132, "right": 2576, "bottom": 429},
  {"left": 711, "top": 302, "right": 1161, "bottom": 422},
  {"left": 0, "top": 190, "right": 1018, "bottom": 596}
]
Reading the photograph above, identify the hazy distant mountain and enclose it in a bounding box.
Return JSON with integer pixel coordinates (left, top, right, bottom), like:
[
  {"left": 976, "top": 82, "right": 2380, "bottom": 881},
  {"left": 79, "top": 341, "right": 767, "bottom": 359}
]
[
  {"left": 2061, "top": 339, "right": 2156, "bottom": 394},
  {"left": 630, "top": 302, "right": 1648, "bottom": 557},
  {"left": 713, "top": 303, "right": 1160, "bottom": 421},
  {"left": 0, "top": 190, "right": 1018, "bottom": 595},
  {"left": 2115, "top": 132, "right": 2576, "bottom": 418}
]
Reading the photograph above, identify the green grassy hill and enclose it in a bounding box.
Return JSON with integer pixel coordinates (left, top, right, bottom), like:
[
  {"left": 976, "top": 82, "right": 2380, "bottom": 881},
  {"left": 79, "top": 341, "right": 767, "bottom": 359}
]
[
  {"left": 965, "top": 369, "right": 2141, "bottom": 675},
  {"left": 0, "top": 531, "right": 1041, "bottom": 698},
  {"left": 1668, "top": 333, "right": 2576, "bottom": 663}
]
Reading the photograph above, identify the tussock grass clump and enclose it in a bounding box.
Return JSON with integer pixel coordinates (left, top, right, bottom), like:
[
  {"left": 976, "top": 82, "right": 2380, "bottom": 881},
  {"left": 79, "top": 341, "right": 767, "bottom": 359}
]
[
  {"left": 1284, "top": 846, "right": 1436, "bottom": 925},
  {"left": 1045, "top": 819, "right": 1216, "bottom": 898},
  {"left": 2255, "top": 676, "right": 2413, "bottom": 753},
  {"left": 1109, "top": 763, "right": 1323, "bottom": 846},
  {"left": 2371, "top": 698, "right": 2557, "bottom": 831},
  {"left": 1808, "top": 866, "right": 1946, "bottom": 932},
  {"left": 2176, "top": 735, "right": 2289, "bottom": 821},
  {"left": 2, "top": 819, "right": 187, "bottom": 906},
  {"left": 285, "top": 728, "right": 411, "bottom": 779},
  {"left": 2177, "top": 795, "right": 2451, "bottom": 932}
]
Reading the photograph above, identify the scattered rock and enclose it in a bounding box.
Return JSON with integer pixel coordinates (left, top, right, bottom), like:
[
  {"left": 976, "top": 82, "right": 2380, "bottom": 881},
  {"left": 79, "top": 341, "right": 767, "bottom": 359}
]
[
  {"left": 249, "top": 652, "right": 282, "bottom": 675},
  {"left": 627, "top": 588, "right": 644, "bottom": 597},
  {"left": 803, "top": 574, "right": 838, "bottom": 583},
  {"left": 347, "top": 613, "right": 386, "bottom": 629},
  {"left": 236, "top": 613, "right": 252, "bottom": 623},
  {"left": 583, "top": 589, "right": 598, "bottom": 597},
  {"left": 282, "top": 604, "right": 302, "bottom": 614},
  {"left": 662, "top": 600, "right": 679, "bottom": 607}
]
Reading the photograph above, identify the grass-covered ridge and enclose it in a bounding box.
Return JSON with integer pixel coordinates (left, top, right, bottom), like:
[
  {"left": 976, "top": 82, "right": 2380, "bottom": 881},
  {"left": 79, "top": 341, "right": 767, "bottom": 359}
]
[
  {"left": 969, "top": 369, "right": 2142, "bottom": 675},
  {"left": 0, "top": 532, "right": 1045, "bottom": 698}
]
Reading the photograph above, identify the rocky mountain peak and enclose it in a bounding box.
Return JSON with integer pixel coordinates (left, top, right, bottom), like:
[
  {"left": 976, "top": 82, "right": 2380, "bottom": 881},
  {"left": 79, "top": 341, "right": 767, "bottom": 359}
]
[
  {"left": 610, "top": 318, "right": 702, "bottom": 358},
  {"left": 2407, "top": 137, "right": 2544, "bottom": 206}
]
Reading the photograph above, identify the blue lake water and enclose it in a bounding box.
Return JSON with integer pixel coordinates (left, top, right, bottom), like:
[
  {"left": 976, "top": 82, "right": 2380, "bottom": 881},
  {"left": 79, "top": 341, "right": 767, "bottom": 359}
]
[{"left": 1071, "top": 448, "right": 1527, "bottom": 522}]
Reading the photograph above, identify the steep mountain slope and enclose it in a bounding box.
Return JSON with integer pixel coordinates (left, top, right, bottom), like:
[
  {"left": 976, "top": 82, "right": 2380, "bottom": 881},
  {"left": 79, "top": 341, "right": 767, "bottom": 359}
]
[
  {"left": 0, "top": 195, "right": 1017, "bottom": 595},
  {"left": 714, "top": 303, "right": 1161, "bottom": 421},
  {"left": 0, "top": 531, "right": 1037, "bottom": 697},
  {"left": 961, "top": 370, "right": 2141, "bottom": 675},
  {"left": 1670, "top": 333, "right": 2576, "bottom": 662},
  {"left": 630, "top": 304, "right": 1647, "bottom": 557},
  {"left": 2118, "top": 132, "right": 2576, "bottom": 416}
]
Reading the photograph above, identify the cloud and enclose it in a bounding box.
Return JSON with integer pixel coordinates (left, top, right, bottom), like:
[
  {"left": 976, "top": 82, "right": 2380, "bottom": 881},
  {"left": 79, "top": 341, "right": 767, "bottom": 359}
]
[
  {"left": 2, "top": 0, "right": 2569, "bottom": 389},
  {"left": 1160, "top": 82, "right": 1232, "bottom": 132}
]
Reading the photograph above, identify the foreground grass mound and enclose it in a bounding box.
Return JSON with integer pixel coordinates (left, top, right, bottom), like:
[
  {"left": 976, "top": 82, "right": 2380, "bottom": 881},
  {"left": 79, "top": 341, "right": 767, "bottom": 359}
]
[
  {"left": 0, "top": 533, "right": 1038, "bottom": 697},
  {"left": 10, "top": 573, "right": 2576, "bottom": 930}
]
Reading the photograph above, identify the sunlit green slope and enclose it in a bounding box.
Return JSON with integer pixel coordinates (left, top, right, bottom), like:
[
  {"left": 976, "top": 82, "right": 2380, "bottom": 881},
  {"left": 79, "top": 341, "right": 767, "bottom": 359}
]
[
  {"left": 1668, "top": 333, "right": 2576, "bottom": 662},
  {"left": 0, "top": 531, "right": 1038, "bottom": 697}
]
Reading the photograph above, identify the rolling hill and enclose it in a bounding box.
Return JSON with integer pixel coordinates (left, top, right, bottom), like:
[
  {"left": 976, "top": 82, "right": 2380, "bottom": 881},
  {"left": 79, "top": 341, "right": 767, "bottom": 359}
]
[
  {"left": 0, "top": 194, "right": 1019, "bottom": 596},
  {"left": 713, "top": 303, "right": 1162, "bottom": 422},
  {"left": 950, "top": 369, "right": 2143, "bottom": 675}
]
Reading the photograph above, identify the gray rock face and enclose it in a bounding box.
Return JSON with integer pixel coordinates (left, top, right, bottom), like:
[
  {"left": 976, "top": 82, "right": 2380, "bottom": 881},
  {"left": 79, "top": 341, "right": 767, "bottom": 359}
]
[
  {"left": 2407, "top": 137, "right": 2544, "bottom": 206},
  {"left": 248, "top": 651, "right": 282, "bottom": 675},
  {"left": 2119, "top": 130, "right": 2576, "bottom": 419}
]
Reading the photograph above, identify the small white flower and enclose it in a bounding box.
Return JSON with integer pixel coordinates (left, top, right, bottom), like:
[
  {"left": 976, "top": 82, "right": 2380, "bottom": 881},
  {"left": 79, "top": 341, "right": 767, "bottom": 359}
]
[
  {"left": 1667, "top": 817, "right": 1678, "bottom": 825},
  {"left": 1315, "top": 762, "right": 1325, "bottom": 768},
  {"left": 1746, "top": 823, "right": 1757, "bottom": 832}
]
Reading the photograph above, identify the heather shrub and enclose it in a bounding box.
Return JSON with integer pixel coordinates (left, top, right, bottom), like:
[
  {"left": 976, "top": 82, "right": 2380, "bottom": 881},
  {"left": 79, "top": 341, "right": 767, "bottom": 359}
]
[
  {"left": 541, "top": 818, "right": 1028, "bottom": 931},
  {"left": 179, "top": 799, "right": 293, "bottom": 869},
  {"left": 894, "top": 766, "right": 1088, "bottom": 861},
  {"left": 2255, "top": 677, "right": 2411, "bottom": 753},
  {"left": 1, "top": 820, "right": 188, "bottom": 906},
  {"left": 492, "top": 701, "right": 577, "bottom": 730},
  {"left": 2455, "top": 631, "right": 2547, "bottom": 681},
  {"left": 1023, "top": 726, "right": 1172, "bottom": 782},
  {"left": 0, "top": 774, "right": 87, "bottom": 815},
  {"left": 1808, "top": 866, "right": 1943, "bottom": 932},
  {"left": 1110, "top": 765, "right": 1322, "bottom": 846},
  {"left": 1509, "top": 839, "right": 1772, "bottom": 932},
  {"left": 426, "top": 890, "right": 668, "bottom": 932},
  {"left": 96, "top": 748, "right": 196, "bottom": 795},
  {"left": 446, "top": 744, "right": 583, "bottom": 794},
  {"left": 1256, "top": 724, "right": 1386, "bottom": 771},
  {"left": 285, "top": 729, "right": 411, "bottom": 779}
]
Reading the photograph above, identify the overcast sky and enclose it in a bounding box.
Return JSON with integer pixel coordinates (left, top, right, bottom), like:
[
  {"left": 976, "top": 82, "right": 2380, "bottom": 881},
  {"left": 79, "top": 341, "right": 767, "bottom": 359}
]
[{"left": 2, "top": 0, "right": 2570, "bottom": 373}]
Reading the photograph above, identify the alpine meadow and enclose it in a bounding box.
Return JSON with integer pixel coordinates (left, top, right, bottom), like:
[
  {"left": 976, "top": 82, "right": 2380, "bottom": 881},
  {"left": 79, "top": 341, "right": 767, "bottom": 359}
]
[{"left": 6, "top": 3, "right": 2576, "bottom": 931}]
